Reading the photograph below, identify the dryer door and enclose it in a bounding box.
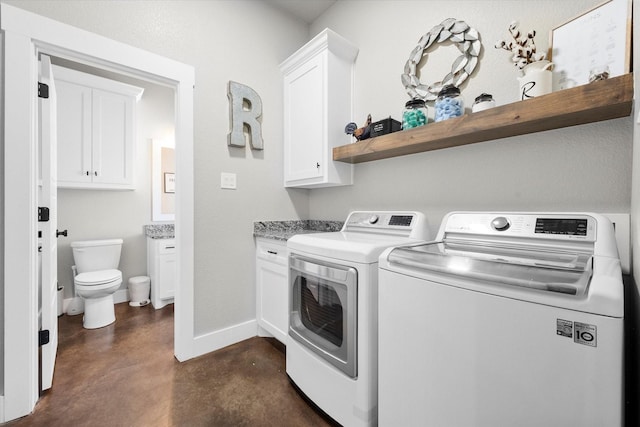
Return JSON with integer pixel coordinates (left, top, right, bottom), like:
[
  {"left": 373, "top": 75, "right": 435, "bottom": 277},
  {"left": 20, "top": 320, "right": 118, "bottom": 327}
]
[{"left": 289, "top": 255, "right": 358, "bottom": 378}]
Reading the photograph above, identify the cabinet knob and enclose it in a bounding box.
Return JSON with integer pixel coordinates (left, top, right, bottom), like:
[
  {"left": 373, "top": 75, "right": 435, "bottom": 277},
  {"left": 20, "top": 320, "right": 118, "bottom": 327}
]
[
  {"left": 85, "top": 171, "right": 90, "bottom": 176},
  {"left": 316, "top": 162, "right": 320, "bottom": 169},
  {"left": 94, "top": 171, "right": 98, "bottom": 176}
]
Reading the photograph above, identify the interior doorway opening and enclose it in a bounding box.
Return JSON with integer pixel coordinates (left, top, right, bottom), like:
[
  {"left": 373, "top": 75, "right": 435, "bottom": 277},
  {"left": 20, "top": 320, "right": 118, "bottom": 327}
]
[{"left": 2, "top": 3, "right": 195, "bottom": 422}]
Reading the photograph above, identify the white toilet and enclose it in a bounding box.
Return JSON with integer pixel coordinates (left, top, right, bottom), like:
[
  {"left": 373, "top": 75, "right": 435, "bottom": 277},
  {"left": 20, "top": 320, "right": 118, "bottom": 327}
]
[{"left": 71, "top": 239, "right": 123, "bottom": 329}]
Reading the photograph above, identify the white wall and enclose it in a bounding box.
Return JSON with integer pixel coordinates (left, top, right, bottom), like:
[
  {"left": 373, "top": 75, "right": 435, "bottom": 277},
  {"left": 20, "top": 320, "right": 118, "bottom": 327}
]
[
  {"left": 308, "top": 0, "right": 632, "bottom": 234},
  {"left": 3, "top": 0, "right": 310, "bottom": 335},
  {"left": 55, "top": 69, "right": 175, "bottom": 300}
]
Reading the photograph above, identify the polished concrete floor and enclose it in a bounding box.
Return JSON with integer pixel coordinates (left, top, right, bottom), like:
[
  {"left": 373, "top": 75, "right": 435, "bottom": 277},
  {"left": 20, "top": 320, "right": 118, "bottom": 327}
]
[{"left": 8, "top": 303, "right": 334, "bottom": 426}]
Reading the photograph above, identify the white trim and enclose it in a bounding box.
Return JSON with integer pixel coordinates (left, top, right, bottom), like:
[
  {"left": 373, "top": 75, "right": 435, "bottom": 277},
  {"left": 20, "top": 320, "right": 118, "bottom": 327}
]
[
  {"left": 62, "top": 290, "right": 145, "bottom": 314},
  {"left": 113, "top": 289, "right": 129, "bottom": 305},
  {"left": 1, "top": 4, "right": 195, "bottom": 421},
  {"left": 192, "top": 320, "right": 259, "bottom": 359}
]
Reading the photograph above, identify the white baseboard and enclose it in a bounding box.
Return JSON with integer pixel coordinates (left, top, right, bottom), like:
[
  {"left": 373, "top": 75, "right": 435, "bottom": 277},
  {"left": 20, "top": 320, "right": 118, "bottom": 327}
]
[
  {"left": 192, "top": 319, "right": 258, "bottom": 359},
  {"left": 62, "top": 289, "right": 129, "bottom": 315},
  {"left": 113, "top": 289, "right": 129, "bottom": 304},
  {"left": 62, "top": 294, "right": 259, "bottom": 361}
]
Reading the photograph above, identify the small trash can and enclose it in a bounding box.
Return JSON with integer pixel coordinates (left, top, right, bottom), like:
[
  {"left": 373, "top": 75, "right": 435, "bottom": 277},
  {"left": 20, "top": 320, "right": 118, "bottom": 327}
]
[{"left": 128, "top": 276, "right": 150, "bottom": 307}]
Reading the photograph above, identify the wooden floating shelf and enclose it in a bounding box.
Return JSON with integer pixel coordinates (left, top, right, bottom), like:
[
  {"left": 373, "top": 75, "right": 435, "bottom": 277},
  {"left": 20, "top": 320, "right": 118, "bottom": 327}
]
[{"left": 333, "top": 73, "right": 634, "bottom": 164}]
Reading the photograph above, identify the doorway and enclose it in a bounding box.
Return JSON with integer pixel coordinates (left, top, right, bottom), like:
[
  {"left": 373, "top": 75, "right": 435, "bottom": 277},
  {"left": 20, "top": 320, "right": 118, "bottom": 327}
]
[
  {"left": 2, "top": 3, "right": 195, "bottom": 422},
  {"left": 48, "top": 57, "right": 176, "bottom": 318}
]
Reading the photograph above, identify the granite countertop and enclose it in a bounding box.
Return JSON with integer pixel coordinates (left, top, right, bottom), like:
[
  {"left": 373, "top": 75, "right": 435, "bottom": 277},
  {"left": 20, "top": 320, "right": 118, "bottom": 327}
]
[
  {"left": 253, "top": 220, "right": 343, "bottom": 241},
  {"left": 143, "top": 224, "right": 175, "bottom": 239}
]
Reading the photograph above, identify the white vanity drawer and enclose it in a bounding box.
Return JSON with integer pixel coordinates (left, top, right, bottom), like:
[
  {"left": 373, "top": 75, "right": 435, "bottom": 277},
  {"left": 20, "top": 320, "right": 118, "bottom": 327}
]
[{"left": 158, "top": 239, "right": 176, "bottom": 254}]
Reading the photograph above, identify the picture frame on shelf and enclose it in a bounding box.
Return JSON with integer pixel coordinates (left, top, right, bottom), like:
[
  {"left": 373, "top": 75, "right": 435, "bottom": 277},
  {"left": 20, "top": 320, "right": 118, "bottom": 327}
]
[{"left": 549, "top": 0, "right": 631, "bottom": 91}]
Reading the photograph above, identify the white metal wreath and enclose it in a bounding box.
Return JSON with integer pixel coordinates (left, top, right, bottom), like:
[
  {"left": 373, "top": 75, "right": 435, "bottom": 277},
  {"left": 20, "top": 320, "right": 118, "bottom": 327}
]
[{"left": 402, "top": 18, "right": 482, "bottom": 101}]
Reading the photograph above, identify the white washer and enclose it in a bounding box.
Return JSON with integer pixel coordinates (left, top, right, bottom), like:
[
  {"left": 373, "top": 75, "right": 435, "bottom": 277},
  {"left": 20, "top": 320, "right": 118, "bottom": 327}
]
[
  {"left": 378, "top": 212, "right": 625, "bottom": 427},
  {"left": 287, "top": 211, "right": 430, "bottom": 427}
]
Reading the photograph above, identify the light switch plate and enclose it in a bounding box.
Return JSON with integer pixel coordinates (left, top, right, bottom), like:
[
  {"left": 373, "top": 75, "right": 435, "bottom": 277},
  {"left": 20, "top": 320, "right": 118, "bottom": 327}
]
[{"left": 221, "top": 172, "right": 237, "bottom": 189}]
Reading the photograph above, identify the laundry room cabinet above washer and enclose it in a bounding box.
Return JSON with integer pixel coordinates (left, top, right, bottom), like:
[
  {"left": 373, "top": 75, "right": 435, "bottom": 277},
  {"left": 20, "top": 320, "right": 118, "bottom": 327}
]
[
  {"left": 281, "top": 29, "right": 358, "bottom": 188},
  {"left": 53, "top": 65, "right": 144, "bottom": 190}
]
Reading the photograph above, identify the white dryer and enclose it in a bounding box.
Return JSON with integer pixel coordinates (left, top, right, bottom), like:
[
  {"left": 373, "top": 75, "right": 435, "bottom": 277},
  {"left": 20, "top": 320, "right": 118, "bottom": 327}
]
[
  {"left": 378, "top": 212, "right": 624, "bottom": 427},
  {"left": 287, "top": 211, "right": 430, "bottom": 427}
]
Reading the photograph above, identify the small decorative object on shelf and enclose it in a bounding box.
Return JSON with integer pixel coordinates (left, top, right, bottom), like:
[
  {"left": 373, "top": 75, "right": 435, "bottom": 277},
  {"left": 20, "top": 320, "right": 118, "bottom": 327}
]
[
  {"left": 435, "top": 85, "right": 464, "bottom": 122},
  {"left": 402, "top": 18, "right": 481, "bottom": 101},
  {"left": 345, "top": 114, "right": 372, "bottom": 141},
  {"left": 402, "top": 98, "right": 428, "bottom": 129},
  {"left": 495, "top": 21, "right": 546, "bottom": 69},
  {"left": 495, "top": 21, "right": 553, "bottom": 100},
  {"left": 370, "top": 117, "right": 402, "bottom": 137},
  {"left": 472, "top": 93, "right": 495, "bottom": 112},
  {"left": 589, "top": 65, "right": 610, "bottom": 83}
]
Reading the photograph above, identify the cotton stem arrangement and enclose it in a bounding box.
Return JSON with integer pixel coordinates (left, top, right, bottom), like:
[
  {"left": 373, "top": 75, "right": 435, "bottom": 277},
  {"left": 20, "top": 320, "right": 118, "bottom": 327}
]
[{"left": 495, "top": 21, "right": 546, "bottom": 70}]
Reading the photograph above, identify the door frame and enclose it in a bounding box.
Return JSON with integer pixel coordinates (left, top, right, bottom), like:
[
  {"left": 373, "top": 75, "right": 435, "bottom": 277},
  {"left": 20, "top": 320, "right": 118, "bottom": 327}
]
[{"left": 1, "top": 4, "right": 195, "bottom": 421}]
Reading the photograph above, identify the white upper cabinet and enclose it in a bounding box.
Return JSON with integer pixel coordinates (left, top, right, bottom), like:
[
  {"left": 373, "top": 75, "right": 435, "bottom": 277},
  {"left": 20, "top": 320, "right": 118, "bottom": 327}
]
[
  {"left": 281, "top": 29, "right": 358, "bottom": 188},
  {"left": 53, "top": 65, "right": 143, "bottom": 190}
]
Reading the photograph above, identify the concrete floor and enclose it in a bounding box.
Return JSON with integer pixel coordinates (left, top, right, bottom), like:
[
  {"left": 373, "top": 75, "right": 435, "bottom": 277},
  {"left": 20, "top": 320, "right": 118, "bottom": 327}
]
[{"left": 8, "top": 303, "right": 334, "bottom": 426}]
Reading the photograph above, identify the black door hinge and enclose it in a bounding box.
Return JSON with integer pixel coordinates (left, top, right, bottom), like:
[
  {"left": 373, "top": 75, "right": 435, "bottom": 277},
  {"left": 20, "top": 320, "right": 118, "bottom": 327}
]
[
  {"left": 38, "top": 207, "right": 50, "bottom": 222},
  {"left": 38, "top": 82, "right": 49, "bottom": 99},
  {"left": 39, "top": 330, "right": 50, "bottom": 346}
]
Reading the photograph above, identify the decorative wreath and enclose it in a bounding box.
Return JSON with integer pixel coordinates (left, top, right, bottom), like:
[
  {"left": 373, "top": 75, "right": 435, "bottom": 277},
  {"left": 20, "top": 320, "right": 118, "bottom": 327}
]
[{"left": 401, "top": 18, "right": 482, "bottom": 101}]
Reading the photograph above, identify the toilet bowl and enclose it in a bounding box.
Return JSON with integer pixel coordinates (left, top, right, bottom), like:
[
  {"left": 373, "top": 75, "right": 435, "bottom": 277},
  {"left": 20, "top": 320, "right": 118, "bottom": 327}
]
[{"left": 71, "top": 239, "right": 123, "bottom": 329}]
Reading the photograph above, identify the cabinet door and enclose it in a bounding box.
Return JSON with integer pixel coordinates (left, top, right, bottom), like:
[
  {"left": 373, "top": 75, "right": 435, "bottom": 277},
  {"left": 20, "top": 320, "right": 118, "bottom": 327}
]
[
  {"left": 56, "top": 80, "right": 92, "bottom": 186},
  {"left": 283, "top": 54, "right": 325, "bottom": 183},
  {"left": 256, "top": 258, "right": 288, "bottom": 343},
  {"left": 158, "top": 253, "right": 176, "bottom": 300},
  {"left": 92, "top": 89, "right": 135, "bottom": 187}
]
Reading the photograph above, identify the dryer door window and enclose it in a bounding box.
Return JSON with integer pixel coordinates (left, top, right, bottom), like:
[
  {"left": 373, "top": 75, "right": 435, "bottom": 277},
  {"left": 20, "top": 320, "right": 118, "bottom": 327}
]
[{"left": 289, "top": 255, "right": 357, "bottom": 378}]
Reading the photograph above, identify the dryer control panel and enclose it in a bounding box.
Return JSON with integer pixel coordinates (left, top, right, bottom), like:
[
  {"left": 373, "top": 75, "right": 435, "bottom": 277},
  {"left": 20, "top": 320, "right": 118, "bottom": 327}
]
[{"left": 343, "top": 211, "right": 429, "bottom": 239}]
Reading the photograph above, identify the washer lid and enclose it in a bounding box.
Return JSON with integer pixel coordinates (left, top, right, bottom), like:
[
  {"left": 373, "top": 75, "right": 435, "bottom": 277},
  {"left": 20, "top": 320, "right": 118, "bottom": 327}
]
[
  {"left": 75, "top": 269, "right": 122, "bottom": 285},
  {"left": 387, "top": 240, "right": 593, "bottom": 296}
]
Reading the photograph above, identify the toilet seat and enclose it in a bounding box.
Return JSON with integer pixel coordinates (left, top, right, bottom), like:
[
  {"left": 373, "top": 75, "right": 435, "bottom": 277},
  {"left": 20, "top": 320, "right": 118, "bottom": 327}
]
[{"left": 75, "top": 269, "right": 122, "bottom": 286}]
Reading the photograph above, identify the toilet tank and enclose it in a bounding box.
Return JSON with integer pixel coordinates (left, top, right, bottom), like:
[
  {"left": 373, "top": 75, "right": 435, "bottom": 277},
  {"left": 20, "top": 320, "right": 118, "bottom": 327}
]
[{"left": 71, "top": 239, "right": 123, "bottom": 273}]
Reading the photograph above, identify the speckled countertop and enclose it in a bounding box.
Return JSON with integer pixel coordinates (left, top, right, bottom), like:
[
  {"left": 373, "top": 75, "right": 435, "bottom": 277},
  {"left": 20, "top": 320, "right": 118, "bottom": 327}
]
[
  {"left": 143, "top": 224, "right": 175, "bottom": 239},
  {"left": 253, "top": 220, "right": 343, "bottom": 241}
]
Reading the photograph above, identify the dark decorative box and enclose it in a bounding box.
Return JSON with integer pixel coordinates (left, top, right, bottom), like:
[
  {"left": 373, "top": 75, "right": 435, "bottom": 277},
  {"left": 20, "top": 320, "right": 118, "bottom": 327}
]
[{"left": 370, "top": 117, "right": 401, "bottom": 137}]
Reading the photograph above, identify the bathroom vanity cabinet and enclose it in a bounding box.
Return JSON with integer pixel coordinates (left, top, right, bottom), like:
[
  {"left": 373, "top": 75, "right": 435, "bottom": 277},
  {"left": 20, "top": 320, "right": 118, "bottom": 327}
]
[
  {"left": 147, "top": 238, "right": 176, "bottom": 309},
  {"left": 53, "top": 65, "right": 143, "bottom": 190},
  {"left": 255, "top": 238, "right": 288, "bottom": 343}
]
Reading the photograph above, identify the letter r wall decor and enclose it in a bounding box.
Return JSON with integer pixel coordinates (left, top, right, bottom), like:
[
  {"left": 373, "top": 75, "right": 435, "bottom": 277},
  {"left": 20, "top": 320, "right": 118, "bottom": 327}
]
[{"left": 227, "top": 81, "right": 264, "bottom": 150}]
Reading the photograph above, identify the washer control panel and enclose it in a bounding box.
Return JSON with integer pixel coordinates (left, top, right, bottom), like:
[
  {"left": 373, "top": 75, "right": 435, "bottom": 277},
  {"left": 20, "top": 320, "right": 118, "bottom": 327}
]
[
  {"left": 444, "top": 212, "right": 597, "bottom": 242},
  {"left": 491, "top": 216, "right": 510, "bottom": 231}
]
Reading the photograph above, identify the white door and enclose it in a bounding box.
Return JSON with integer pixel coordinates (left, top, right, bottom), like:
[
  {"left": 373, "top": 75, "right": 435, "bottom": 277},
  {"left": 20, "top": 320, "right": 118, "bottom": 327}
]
[{"left": 38, "top": 54, "right": 59, "bottom": 391}]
